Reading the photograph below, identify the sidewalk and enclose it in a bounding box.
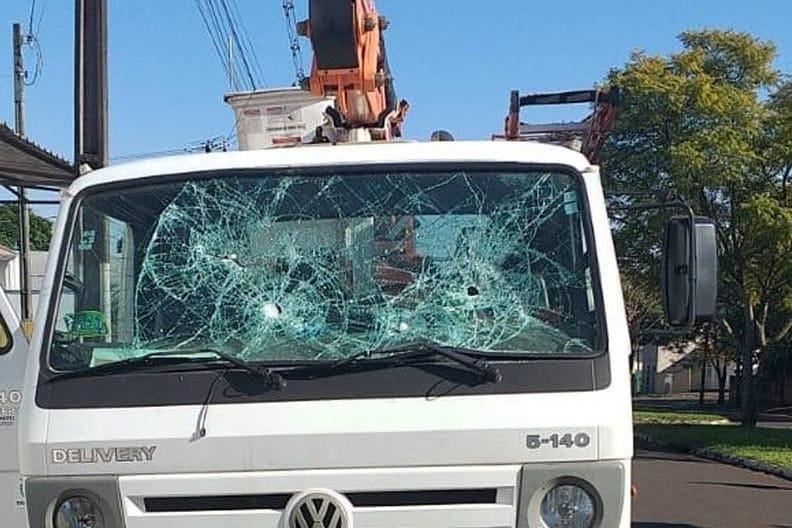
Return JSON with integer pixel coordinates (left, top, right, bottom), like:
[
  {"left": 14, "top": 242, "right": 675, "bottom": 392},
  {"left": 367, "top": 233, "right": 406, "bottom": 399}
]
[{"left": 757, "top": 407, "right": 792, "bottom": 430}]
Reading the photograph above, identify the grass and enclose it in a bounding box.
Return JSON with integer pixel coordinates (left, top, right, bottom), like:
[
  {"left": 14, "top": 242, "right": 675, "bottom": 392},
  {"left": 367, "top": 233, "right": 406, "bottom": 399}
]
[
  {"left": 633, "top": 409, "right": 731, "bottom": 425},
  {"left": 634, "top": 409, "right": 792, "bottom": 472}
]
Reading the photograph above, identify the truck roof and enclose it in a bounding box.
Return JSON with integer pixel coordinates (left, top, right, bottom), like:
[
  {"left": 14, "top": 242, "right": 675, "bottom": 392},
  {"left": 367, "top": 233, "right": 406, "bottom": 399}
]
[{"left": 67, "top": 140, "right": 593, "bottom": 196}]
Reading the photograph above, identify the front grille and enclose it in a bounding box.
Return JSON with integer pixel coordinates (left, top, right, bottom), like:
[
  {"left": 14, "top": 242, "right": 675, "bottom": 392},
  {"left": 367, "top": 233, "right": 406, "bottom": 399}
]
[
  {"left": 144, "top": 488, "right": 499, "bottom": 513},
  {"left": 145, "top": 494, "right": 292, "bottom": 512}
]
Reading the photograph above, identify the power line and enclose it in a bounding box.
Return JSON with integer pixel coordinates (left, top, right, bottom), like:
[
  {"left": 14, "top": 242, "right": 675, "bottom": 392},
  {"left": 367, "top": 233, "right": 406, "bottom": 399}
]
[
  {"left": 217, "top": 0, "right": 257, "bottom": 90},
  {"left": 23, "top": 35, "right": 43, "bottom": 87},
  {"left": 112, "top": 136, "right": 229, "bottom": 162},
  {"left": 193, "top": 0, "right": 264, "bottom": 91},
  {"left": 194, "top": 0, "right": 234, "bottom": 86},
  {"left": 21, "top": 0, "right": 47, "bottom": 87},
  {"left": 205, "top": 0, "right": 237, "bottom": 86},
  {"left": 26, "top": 0, "right": 48, "bottom": 38},
  {"left": 112, "top": 148, "right": 192, "bottom": 162},
  {"left": 228, "top": 0, "right": 267, "bottom": 86},
  {"left": 35, "top": 0, "right": 49, "bottom": 38},
  {"left": 27, "top": 0, "right": 37, "bottom": 36}
]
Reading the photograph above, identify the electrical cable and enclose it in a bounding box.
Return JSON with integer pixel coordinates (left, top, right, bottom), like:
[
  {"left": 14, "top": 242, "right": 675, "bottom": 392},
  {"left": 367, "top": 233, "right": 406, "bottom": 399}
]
[
  {"left": 194, "top": 0, "right": 235, "bottom": 87},
  {"left": 34, "top": 0, "right": 48, "bottom": 38},
  {"left": 228, "top": 0, "right": 267, "bottom": 86},
  {"left": 217, "top": 0, "right": 258, "bottom": 90},
  {"left": 112, "top": 135, "right": 230, "bottom": 162},
  {"left": 208, "top": 0, "right": 242, "bottom": 89},
  {"left": 27, "top": 0, "right": 37, "bottom": 37},
  {"left": 206, "top": 0, "right": 240, "bottom": 87},
  {"left": 22, "top": 0, "right": 47, "bottom": 86},
  {"left": 23, "top": 35, "right": 44, "bottom": 86}
]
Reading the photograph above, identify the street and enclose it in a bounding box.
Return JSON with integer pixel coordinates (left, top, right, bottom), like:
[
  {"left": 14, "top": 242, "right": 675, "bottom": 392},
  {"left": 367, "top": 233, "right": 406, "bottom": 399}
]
[{"left": 632, "top": 449, "right": 792, "bottom": 528}]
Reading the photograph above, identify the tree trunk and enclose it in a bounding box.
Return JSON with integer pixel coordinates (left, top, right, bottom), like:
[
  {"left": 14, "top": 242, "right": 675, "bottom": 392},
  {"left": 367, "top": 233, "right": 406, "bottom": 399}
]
[
  {"left": 740, "top": 304, "right": 758, "bottom": 426},
  {"left": 740, "top": 355, "right": 758, "bottom": 426},
  {"left": 733, "top": 360, "right": 742, "bottom": 407},
  {"left": 630, "top": 339, "right": 641, "bottom": 395},
  {"left": 717, "top": 362, "right": 727, "bottom": 405},
  {"left": 699, "top": 354, "right": 707, "bottom": 406}
]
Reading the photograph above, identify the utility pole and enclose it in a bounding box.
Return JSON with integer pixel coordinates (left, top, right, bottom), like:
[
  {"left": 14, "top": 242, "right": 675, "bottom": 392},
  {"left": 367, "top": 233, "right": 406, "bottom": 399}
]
[
  {"left": 13, "top": 22, "right": 33, "bottom": 327},
  {"left": 74, "top": 0, "right": 108, "bottom": 326},
  {"left": 13, "top": 24, "right": 25, "bottom": 134},
  {"left": 74, "top": 0, "right": 108, "bottom": 171}
]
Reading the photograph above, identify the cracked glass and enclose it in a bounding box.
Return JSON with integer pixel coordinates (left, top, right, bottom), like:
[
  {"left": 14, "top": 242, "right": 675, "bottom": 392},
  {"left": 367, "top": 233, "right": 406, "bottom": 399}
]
[{"left": 49, "top": 168, "right": 599, "bottom": 371}]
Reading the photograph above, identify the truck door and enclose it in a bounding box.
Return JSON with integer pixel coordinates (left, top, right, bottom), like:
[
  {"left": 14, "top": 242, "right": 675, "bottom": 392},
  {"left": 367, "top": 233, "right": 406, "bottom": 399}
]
[{"left": 0, "top": 290, "right": 27, "bottom": 528}]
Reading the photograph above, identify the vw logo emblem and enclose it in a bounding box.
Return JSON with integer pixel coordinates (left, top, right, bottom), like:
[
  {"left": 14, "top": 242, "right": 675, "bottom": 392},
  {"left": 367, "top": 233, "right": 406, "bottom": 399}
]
[{"left": 284, "top": 490, "right": 352, "bottom": 528}]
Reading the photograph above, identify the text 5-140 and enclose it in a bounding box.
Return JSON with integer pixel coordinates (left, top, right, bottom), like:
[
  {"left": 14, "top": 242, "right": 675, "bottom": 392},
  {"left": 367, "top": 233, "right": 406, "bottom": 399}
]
[{"left": 526, "top": 432, "right": 591, "bottom": 449}]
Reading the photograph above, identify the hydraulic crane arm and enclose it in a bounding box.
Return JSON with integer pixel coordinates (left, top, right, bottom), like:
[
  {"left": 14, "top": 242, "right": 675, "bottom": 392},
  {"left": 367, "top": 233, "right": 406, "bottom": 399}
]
[{"left": 298, "top": 0, "right": 408, "bottom": 138}]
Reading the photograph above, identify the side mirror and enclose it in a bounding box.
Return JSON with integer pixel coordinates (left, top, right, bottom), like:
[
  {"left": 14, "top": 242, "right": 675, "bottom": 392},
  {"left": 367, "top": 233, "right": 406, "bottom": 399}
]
[{"left": 662, "top": 216, "right": 718, "bottom": 328}]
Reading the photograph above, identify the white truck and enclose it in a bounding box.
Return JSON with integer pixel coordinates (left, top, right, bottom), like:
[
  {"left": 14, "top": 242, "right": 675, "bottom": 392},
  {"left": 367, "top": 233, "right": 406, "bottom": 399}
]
[{"left": 2, "top": 135, "right": 717, "bottom": 528}]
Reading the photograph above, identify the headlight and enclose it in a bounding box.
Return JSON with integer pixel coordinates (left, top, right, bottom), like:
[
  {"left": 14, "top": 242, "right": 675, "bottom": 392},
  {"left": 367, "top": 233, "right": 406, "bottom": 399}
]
[
  {"left": 54, "top": 496, "right": 106, "bottom": 528},
  {"left": 540, "top": 482, "right": 597, "bottom": 528}
]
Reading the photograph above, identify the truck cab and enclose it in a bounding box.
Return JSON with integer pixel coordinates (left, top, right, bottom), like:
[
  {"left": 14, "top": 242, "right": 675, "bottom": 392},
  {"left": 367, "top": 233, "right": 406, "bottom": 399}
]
[
  {"left": 13, "top": 140, "right": 637, "bottom": 528},
  {"left": 0, "top": 292, "right": 26, "bottom": 527}
]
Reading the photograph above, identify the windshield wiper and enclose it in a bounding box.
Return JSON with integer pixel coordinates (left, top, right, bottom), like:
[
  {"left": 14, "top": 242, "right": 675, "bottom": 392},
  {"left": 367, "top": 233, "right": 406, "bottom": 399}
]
[
  {"left": 287, "top": 340, "right": 503, "bottom": 384},
  {"left": 48, "top": 349, "right": 286, "bottom": 389},
  {"left": 196, "top": 348, "right": 286, "bottom": 389}
]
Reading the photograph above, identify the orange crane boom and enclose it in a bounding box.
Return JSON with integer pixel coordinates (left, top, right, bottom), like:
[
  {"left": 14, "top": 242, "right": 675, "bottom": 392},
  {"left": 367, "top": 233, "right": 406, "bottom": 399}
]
[{"left": 298, "top": 0, "right": 408, "bottom": 138}]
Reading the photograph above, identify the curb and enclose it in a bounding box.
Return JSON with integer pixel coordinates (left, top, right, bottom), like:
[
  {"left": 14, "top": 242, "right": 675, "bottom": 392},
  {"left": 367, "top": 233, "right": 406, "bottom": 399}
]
[{"left": 635, "top": 432, "right": 792, "bottom": 482}]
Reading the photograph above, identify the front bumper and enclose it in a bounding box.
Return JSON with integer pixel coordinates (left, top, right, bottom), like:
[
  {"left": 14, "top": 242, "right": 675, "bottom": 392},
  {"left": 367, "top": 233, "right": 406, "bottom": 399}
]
[{"left": 25, "top": 461, "right": 628, "bottom": 528}]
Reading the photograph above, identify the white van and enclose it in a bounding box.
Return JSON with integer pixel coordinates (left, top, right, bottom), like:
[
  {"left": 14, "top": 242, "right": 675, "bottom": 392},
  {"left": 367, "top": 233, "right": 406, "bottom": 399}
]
[{"left": 5, "top": 140, "right": 715, "bottom": 528}]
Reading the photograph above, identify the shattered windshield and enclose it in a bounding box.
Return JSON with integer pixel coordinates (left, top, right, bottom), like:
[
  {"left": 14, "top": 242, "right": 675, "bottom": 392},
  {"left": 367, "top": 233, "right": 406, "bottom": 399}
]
[{"left": 48, "top": 168, "right": 600, "bottom": 372}]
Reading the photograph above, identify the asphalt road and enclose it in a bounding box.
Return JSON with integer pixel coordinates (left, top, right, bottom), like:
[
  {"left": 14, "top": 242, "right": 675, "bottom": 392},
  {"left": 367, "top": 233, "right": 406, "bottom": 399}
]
[{"left": 632, "top": 449, "right": 792, "bottom": 528}]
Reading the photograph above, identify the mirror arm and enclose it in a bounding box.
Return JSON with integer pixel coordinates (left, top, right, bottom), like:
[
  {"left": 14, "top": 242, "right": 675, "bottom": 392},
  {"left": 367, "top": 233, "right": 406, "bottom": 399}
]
[{"left": 607, "top": 191, "right": 698, "bottom": 334}]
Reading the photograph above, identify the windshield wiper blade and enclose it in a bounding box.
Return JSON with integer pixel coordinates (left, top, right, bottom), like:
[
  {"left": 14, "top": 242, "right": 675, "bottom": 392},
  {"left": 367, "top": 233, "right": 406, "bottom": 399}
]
[
  {"left": 198, "top": 348, "right": 287, "bottom": 389},
  {"left": 290, "top": 341, "right": 503, "bottom": 384},
  {"left": 48, "top": 349, "right": 286, "bottom": 389}
]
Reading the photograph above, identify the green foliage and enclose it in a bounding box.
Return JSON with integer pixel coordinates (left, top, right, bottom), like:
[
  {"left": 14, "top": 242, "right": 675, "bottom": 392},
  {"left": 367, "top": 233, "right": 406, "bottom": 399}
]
[
  {"left": 604, "top": 30, "right": 775, "bottom": 199},
  {"left": 766, "top": 82, "right": 792, "bottom": 174},
  {"left": 739, "top": 195, "right": 792, "bottom": 310},
  {"left": 677, "top": 30, "right": 779, "bottom": 89},
  {"left": 602, "top": 30, "right": 792, "bottom": 424},
  {"left": 0, "top": 204, "right": 53, "bottom": 251}
]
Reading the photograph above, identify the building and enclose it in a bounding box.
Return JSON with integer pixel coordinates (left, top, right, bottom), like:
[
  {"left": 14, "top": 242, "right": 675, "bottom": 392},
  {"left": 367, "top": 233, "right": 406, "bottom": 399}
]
[
  {"left": 0, "top": 122, "right": 72, "bottom": 187},
  {"left": 763, "top": 349, "right": 792, "bottom": 407},
  {"left": 0, "top": 122, "right": 73, "bottom": 321},
  {"left": 0, "top": 246, "right": 49, "bottom": 317},
  {"left": 634, "top": 342, "right": 736, "bottom": 395},
  {"left": 765, "top": 374, "right": 792, "bottom": 407}
]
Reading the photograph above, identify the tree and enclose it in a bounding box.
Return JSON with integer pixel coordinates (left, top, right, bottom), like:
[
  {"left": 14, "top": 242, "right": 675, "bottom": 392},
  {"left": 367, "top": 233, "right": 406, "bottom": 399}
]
[
  {"left": 602, "top": 30, "right": 792, "bottom": 425},
  {"left": 622, "top": 271, "right": 663, "bottom": 363},
  {"left": 620, "top": 267, "right": 663, "bottom": 394},
  {"left": 690, "top": 323, "right": 738, "bottom": 405},
  {"left": 0, "top": 204, "right": 53, "bottom": 251}
]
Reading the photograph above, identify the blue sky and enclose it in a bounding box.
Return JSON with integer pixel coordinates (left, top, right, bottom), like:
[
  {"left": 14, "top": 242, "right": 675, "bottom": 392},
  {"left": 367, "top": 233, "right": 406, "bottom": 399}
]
[{"left": 1, "top": 0, "right": 792, "bottom": 165}]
